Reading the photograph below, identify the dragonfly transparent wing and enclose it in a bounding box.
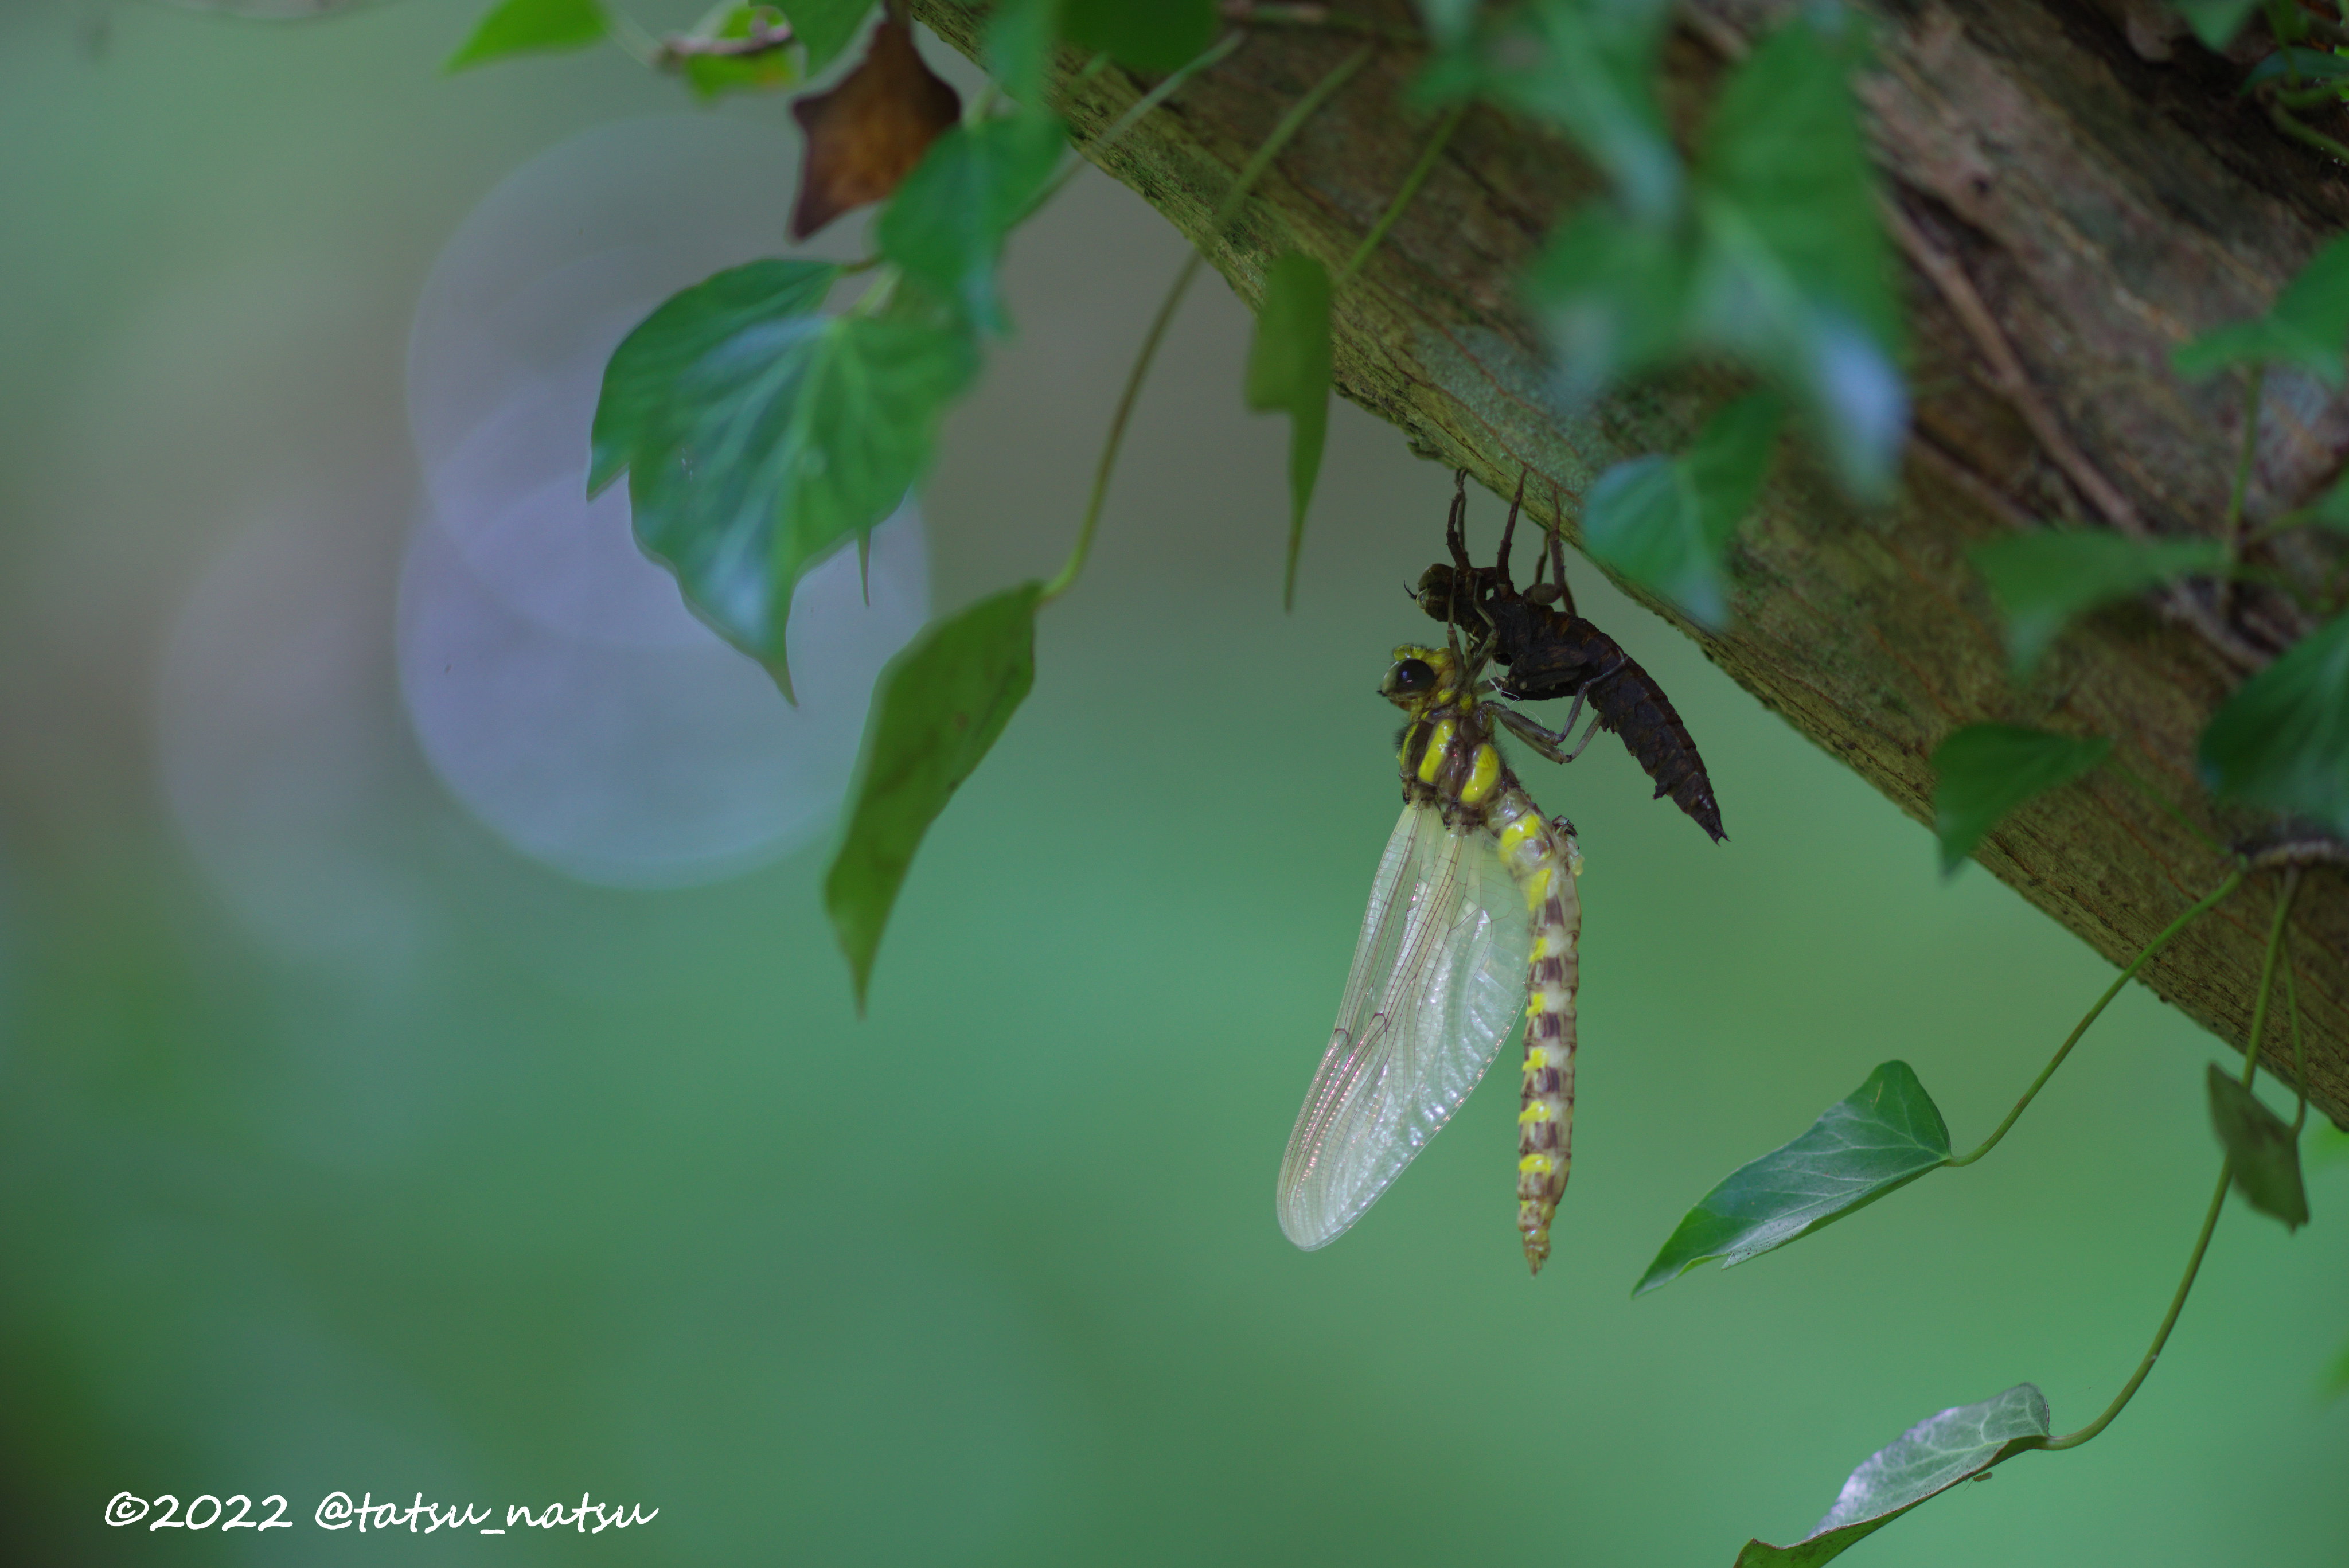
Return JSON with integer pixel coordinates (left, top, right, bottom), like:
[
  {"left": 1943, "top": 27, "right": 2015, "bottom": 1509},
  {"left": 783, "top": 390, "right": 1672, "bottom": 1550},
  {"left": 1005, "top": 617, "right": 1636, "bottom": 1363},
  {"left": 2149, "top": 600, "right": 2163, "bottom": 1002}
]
[{"left": 1277, "top": 802, "right": 1533, "bottom": 1250}]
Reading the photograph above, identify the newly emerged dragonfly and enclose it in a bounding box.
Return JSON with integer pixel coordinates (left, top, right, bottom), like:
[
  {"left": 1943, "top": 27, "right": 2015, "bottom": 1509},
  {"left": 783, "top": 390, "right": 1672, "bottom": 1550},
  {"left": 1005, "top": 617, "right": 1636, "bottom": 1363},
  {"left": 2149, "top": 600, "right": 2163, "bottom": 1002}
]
[
  {"left": 1277, "top": 637, "right": 1586, "bottom": 1273},
  {"left": 1418, "top": 473, "right": 1726, "bottom": 843}
]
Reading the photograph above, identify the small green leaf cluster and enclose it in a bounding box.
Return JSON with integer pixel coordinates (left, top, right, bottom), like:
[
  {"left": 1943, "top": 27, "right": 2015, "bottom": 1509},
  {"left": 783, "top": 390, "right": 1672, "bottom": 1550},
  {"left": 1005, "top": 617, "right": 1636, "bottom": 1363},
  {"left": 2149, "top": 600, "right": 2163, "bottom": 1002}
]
[
  {"left": 1395, "top": 2, "right": 1901, "bottom": 634},
  {"left": 444, "top": 0, "right": 873, "bottom": 100},
  {"left": 1927, "top": 229, "right": 2349, "bottom": 886}
]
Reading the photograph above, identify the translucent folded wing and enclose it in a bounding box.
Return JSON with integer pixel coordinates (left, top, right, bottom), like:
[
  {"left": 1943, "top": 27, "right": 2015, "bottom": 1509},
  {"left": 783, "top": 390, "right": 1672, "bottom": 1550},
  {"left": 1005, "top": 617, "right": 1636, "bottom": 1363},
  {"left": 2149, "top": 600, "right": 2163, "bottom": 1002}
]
[{"left": 1277, "top": 803, "right": 1532, "bottom": 1250}]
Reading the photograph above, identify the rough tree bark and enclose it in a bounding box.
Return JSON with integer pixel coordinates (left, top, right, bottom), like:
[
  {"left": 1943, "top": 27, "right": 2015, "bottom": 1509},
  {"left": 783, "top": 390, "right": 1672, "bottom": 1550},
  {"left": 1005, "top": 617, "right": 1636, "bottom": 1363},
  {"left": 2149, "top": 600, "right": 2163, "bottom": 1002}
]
[{"left": 913, "top": 0, "right": 2349, "bottom": 1126}]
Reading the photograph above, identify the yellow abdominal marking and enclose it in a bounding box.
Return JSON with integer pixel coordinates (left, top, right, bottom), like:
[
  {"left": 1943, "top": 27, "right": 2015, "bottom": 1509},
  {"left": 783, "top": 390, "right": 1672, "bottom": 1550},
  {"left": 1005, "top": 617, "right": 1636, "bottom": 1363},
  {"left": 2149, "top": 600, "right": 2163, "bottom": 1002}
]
[
  {"left": 1519, "top": 1153, "right": 1555, "bottom": 1176},
  {"left": 1517, "top": 1102, "right": 1552, "bottom": 1124},
  {"left": 1459, "top": 745, "right": 1500, "bottom": 805},
  {"left": 1416, "top": 718, "right": 1456, "bottom": 783},
  {"left": 1524, "top": 1046, "right": 1549, "bottom": 1070},
  {"left": 1521, "top": 866, "right": 1553, "bottom": 908},
  {"left": 1499, "top": 814, "right": 1539, "bottom": 856}
]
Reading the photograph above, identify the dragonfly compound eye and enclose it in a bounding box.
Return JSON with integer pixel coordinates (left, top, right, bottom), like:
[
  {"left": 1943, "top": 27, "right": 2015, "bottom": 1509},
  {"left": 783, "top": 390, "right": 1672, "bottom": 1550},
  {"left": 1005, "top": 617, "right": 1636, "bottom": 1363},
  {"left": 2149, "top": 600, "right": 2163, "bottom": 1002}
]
[{"left": 1386, "top": 657, "right": 1437, "bottom": 697}]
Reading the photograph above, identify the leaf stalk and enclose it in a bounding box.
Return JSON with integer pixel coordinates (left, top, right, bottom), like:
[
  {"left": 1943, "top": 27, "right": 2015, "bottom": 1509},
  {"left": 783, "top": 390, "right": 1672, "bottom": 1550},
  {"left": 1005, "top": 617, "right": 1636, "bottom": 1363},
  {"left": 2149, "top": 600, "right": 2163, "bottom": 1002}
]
[
  {"left": 1945, "top": 868, "right": 2244, "bottom": 1168},
  {"left": 1043, "top": 40, "right": 1375, "bottom": 604}
]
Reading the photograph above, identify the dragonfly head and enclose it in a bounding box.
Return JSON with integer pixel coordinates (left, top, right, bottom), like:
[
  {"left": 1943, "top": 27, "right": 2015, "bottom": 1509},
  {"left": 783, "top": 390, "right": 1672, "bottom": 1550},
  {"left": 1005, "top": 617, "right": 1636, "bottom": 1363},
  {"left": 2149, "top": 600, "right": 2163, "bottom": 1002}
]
[{"left": 1382, "top": 645, "right": 1464, "bottom": 714}]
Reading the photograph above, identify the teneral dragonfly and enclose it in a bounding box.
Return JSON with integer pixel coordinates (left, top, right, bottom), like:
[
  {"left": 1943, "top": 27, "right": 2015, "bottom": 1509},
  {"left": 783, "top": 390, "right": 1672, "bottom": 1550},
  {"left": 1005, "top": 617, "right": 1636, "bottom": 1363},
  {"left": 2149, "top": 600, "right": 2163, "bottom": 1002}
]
[{"left": 1277, "top": 641, "right": 1584, "bottom": 1273}]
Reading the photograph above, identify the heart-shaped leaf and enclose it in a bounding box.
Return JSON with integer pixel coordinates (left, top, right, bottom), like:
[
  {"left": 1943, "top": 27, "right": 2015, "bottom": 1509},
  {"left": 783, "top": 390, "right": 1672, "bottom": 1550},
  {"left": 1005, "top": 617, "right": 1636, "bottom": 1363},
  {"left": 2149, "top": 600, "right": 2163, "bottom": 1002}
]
[
  {"left": 1526, "top": 7, "right": 1906, "bottom": 498},
  {"left": 1930, "top": 723, "right": 2111, "bottom": 875},
  {"left": 1243, "top": 253, "right": 1334, "bottom": 609},
  {"left": 2175, "top": 233, "right": 2349, "bottom": 387},
  {"left": 780, "top": 0, "right": 873, "bottom": 73},
  {"left": 826, "top": 583, "right": 1044, "bottom": 1009},
  {"left": 2207, "top": 1065, "right": 2311, "bottom": 1228},
  {"left": 2199, "top": 610, "right": 2349, "bottom": 835},
  {"left": 1636, "top": 1060, "right": 1949, "bottom": 1295},
  {"left": 444, "top": 0, "right": 607, "bottom": 72},
  {"left": 1582, "top": 391, "right": 1781, "bottom": 629},
  {"left": 590, "top": 259, "right": 978, "bottom": 697},
  {"left": 1736, "top": 1384, "right": 2051, "bottom": 1567},
  {"left": 789, "top": 14, "right": 962, "bottom": 240},
  {"left": 1059, "top": 0, "right": 1218, "bottom": 74},
  {"left": 1969, "top": 531, "right": 2226, "bottom": 674},
  {"left": 878, "top": 110, "right": 1067, "bottom": 332}
]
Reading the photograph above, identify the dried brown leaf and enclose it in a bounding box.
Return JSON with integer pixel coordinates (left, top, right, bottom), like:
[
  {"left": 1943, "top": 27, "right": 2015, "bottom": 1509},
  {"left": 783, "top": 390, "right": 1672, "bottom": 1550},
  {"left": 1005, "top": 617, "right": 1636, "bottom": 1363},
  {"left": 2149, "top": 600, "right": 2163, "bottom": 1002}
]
[{"left": 789, "top": 17, "right": 962, "bottom": 240}]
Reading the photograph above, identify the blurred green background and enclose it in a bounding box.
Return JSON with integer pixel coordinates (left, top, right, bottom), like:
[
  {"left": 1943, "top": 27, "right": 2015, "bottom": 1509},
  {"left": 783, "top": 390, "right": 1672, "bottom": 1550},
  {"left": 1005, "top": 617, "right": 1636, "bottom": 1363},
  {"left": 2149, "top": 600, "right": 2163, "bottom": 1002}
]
[{"left": 1, "top": 2, "right": 2343, "bottom": 1563}]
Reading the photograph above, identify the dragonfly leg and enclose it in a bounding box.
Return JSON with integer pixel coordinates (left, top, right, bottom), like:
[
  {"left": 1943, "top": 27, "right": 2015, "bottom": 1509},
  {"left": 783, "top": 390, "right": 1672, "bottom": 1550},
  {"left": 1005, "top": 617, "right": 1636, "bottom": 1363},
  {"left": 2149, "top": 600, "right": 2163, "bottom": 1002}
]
[{"left": 1495, "top": 466, "right": 1527, "bottom": 591}]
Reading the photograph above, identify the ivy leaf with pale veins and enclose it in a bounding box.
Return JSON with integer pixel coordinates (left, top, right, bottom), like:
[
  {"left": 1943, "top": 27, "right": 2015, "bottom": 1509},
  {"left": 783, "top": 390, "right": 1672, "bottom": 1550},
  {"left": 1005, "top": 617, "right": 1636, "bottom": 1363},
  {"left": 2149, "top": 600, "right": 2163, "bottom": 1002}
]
[
  {"left": 877, "top": 110, "right": 1067, "bottom": 333},
  {"left": 445, "top": 0, "right": 607, "bottom": 72},
  {"left": 2175, "top": 232, "right": 2349, "bottom": 387},
  {"left": 1060, "top": 0, "right": 1216, "bottom": 74},
  {"left": 827, "top": 583, "right": 1043, "bottom": 1009},
  {"left": 779, "top": 0, "right": 873, "bottom": 73},
  {"left": 2199, "top": 610, "right": 2349, "bottom": 834},
  {"left": 1930, "top": 723, "right": 2111, "bottom": 875},
  {"left": 590, "top": 259, "right": 978, "bottom": 697},
  {"left": 1969, "top": 531, "right": 2226, "bottom": 675},
  {"left": 678, "top": 5, "right": 798, "bottom": 102},
  {"left": 1527, "top": 6, "right": 1906, "bottom": 498},
  {"left": 1736, "top": 1385, "right": 2052, "bottom": 1568},
  {"left": 2207, "top": 1066, "right": 2311, "bottom": 1228},
  {"left": 1635, "top": 1061, "right": 1948, "bottom": 1295},
  {"left": 1243, "top": 253, "right": 1333, "bottom": 609},
  {"left": 1581, "top": 391, "right": 1781, "bottom": 629},
  {"left": 790, "top": 15, "right": 961, "bottom": 240}
]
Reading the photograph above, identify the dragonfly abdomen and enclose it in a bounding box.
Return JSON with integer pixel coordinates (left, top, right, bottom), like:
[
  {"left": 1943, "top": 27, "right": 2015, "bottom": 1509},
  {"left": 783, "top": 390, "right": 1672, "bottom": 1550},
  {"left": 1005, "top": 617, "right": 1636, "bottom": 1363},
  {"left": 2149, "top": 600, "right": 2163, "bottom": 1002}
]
[{"left": 1495, "top": 790, "right": 1582, "bottom": 1274}]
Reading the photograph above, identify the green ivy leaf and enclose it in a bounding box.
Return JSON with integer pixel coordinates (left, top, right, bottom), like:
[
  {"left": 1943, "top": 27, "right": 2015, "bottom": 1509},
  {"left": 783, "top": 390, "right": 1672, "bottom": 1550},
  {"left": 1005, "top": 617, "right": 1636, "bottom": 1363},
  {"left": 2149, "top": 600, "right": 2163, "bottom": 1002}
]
[
  {"left": 1526, "top": 7, "right": 1905, "bottom": 498},
  {"left": 590, "top": 260, "right": 978, "bottom": 697},
  {"left": 985, "top": 0, "right": 1060, "bottom": 108},
  {"left": 877, "top": 111, "right": 1067, "bottom": 333},
  {"left": 2167, "top": 0, "right": 2261, "bottom": 49},
  {"left": 1243, "top": 253, "right": 1333, "bottom": 609},
  {"left": 679, "top": 5, "right": 799, "bottom": 101},
  {"left": 1930, "top": 723, "right": 2111, "bottom": 875},
  {"left": 1969, "top": 531, "right": 2227, "bottom": 675},
  {"left": 2207, "top": 1066, "right": 2311, "bottom": 1228},
  {"left": 780, "top": 0, "right": 873, "bottom": 73},
  {"left": 1735, "top": 1385, "right": 2051, "bottom": 1567},
  {"left": 444, "top": 0, "right": 607, "bottom": 72},
  {"left": 1425, "top": 0, "right": 1679, "bottom": 223},
  {"left": 2199, "top": 610, "right": 2349, "bottom": 834},
  {"left": 1582, "top": 391, "right": 1780, "bottom": 629},
  {"left": 1059, "top": 0, "right": 1216, "bottom": 74},
  {"left": 1634, "top": 1061, "right": 1948, "bottom": 1296},
  {"left": 826, "top": 583, "right": 1043, "bottom": 1009},
  {"left": 2175, "top": 233, "right": 2349, "bottom": 387}
]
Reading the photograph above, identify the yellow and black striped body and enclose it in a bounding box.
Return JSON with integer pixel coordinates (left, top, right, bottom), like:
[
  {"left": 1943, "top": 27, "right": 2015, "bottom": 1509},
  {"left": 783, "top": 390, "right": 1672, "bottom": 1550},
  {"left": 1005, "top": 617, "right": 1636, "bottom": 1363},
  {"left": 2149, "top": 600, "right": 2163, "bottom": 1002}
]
[{"left": 1386, "top": 646, "right": 1585, "bottom": 1273}]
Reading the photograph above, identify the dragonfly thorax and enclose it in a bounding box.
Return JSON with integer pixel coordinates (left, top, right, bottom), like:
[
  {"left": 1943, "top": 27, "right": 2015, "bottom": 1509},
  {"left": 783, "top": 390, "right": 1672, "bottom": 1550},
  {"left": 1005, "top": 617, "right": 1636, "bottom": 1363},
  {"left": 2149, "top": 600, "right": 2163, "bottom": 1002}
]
[{"left": 1388, "top": 644, "right": 1514, "bottom": 829}]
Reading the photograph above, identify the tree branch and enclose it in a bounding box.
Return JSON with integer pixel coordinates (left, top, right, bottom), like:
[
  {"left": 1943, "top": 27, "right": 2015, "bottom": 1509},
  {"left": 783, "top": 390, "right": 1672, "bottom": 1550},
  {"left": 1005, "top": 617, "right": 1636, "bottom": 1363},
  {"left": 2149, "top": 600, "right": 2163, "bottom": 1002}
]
[{"left": 910, "top": 0, "right": 2349, "bottom": 1126}]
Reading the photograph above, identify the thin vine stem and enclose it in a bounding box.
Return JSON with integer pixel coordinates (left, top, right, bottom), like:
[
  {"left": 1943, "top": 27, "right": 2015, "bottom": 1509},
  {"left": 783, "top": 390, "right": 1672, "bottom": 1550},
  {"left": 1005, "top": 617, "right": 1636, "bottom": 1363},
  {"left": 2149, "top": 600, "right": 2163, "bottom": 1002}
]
[
  {"left": 2269, "top": 101, "right": 2349, "bottom": 163},
  {"left": 2041, "top": 873, "right": 2295, "bottom": 1451},
  {"left": 1944, "top": 869, "right": 2244, "bottom": 1168},
  {"left": 1041, "top": 41, "right": 1375, "bottom": 604},
  {"left": 604, "top": 4, "right": 664, "bottom": 68},
  {"left": 1020, "top": 32, "right": 1250, "bottom": 225},
  {"left": 2283, "top": 928, "right": 2311, "bottom": 1133},
  {"left": 2241, "top": 868, "right": 2302, "bottom": 1093},
  {"left": 1338, "top": 100, "right": 1467, "bottom": 283},
  {"left": 2039, "top": 1160, "right": 2231, "bottom": 1450}
]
